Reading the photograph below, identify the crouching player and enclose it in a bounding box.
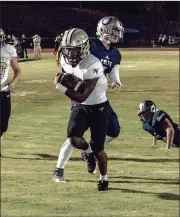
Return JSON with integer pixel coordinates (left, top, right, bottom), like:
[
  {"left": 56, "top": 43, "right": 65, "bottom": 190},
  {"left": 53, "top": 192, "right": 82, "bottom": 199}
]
[{"left": 138, "top": 100, "right": 180, "bottom": 149}]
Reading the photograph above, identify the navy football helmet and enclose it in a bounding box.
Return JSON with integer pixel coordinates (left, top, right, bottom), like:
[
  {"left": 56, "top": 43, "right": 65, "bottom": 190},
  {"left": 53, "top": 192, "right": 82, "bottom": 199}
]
[{"left": 138, "top": 100, "right": 157, "bottom": 123}]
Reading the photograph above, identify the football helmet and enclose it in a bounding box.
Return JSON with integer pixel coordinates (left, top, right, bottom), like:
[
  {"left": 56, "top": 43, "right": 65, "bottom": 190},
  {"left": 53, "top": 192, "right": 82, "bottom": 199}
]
[
  {"left": 61, "top": 28, "right": 90, "bottom": 67},
  {"left": 96, "top": 16, "right": 124, "bottom": 44},
  {"left": 0, "top": 28, "right": 5, "bottom": 47},
  {"left": 138, "top": 100, "right": 157, "bottom": 123}
]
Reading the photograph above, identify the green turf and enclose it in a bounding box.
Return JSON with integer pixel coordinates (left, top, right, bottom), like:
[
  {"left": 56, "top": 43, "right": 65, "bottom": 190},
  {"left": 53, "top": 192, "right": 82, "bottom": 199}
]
[{"left": 1, "top": 51, "right": 179, "bottom": 217}]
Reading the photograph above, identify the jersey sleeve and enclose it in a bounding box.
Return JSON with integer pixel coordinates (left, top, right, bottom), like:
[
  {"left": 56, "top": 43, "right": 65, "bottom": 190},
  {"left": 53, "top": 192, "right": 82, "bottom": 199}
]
[
  {"left": 114, "top": 49, "right": 121, "bottom": 65},
  {"left": 142, "top": 123, "right": 157, "bottom": 136},
  {"left": 83, "top": 61, "right": 104, "bottom": 80},
  {"left": 152, "top": 110, "right": 167, "bottom": 128},
  {"left": 7, "top": 44, "right": 17, "bottom": 60},
  {"left": 109, "top": 64, "right": 121, "bottom": 84}
]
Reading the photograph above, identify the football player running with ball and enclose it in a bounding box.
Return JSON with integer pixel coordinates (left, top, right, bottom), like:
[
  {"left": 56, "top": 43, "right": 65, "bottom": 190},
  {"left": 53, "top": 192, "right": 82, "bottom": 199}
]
[
  {"left": 53, "top": 16, "right": 124, "bottom": 182},
  {"left": 53, "top": 28, "right": 110, "bottom": 191},
  {"left": 0, "top": 28, "right": 21, "bottom": 156},
  {"left": 138, "top": 100, "right": 180, "bottom": 149}
]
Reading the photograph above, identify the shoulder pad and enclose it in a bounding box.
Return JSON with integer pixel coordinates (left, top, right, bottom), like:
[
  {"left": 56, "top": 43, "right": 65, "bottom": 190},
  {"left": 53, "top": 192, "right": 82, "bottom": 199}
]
[
  {"left": 79, "top": 54, "right": 100, "bottom": 70},
  {"left": 152, "top": 110, "right": 166, "bottom": 127},
  {"left": 6, "top": 44, "right": 16, "bottom": 54}
]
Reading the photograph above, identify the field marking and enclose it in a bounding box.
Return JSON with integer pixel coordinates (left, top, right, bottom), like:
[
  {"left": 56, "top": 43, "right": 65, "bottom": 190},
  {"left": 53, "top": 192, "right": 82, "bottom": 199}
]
[
  {"left": 1, "top": 171, "right": 179, "bottom": 174},
  {"left": 12, "top": 91, "right": 37, "bottom": 96},
  {"left": 120, "top": 64, "right": 137, "bottom": 68},
  {"left": 25, "top": 80, "right": 50, "bottom": 84},
  {"left": 44, "top": 115, "right": 62, "bottom": 118}
]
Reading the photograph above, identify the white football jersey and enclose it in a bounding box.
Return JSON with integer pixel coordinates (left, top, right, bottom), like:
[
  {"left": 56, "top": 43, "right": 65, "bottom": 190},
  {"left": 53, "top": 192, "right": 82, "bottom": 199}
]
[
  {"left": 60, "top": 54, "right": 108, "bottom": 105},
  {"left": 0, "top": 44, "right": 17, "bottom": 91}
]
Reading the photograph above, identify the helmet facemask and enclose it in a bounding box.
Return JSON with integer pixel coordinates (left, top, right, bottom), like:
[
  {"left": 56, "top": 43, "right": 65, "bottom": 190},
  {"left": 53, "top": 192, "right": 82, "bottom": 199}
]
[
  {"left": 138, "top": 110, "right": 154, "bottom": 124},
  {"left": 103, "top": 27, "right": 124, "bottom": 44},
  {"left": 62, "top": 40, "right": 89, "bottom": 68},
  {"left": 138, "top": 101, "right": 157, "bottom": 124}
]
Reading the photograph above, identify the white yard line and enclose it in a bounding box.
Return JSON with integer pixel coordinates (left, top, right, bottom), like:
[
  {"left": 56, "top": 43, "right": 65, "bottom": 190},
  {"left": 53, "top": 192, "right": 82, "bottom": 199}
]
[
  {"left": 12, "top": 91, "right": 37, "bottom": 96},
  {"left": 1, "top": 170, "right": 179, "bottom": 174},
  {"left": 24, "top": 80, "right": 50, "bottom": 83}
]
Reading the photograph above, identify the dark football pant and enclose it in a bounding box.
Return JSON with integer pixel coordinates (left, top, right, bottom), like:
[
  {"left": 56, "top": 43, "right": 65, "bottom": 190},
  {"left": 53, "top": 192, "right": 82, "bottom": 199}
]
[
  {"left": 106, "top": 104, "right": 121, "bottom": 138},
  {"left": 67, "top": 101, "right": 109, "bottom": 153},
  {"left": 0, "top": 91, "right": 11, "bottom": 137},
  {"left": 22, "top": 46, "right": 28, "bottom": 58}
]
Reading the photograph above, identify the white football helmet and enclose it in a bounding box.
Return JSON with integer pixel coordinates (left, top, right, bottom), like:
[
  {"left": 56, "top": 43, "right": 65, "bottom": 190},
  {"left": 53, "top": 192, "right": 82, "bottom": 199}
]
[
  {"left": 61, "top": 28, "right": 90, "bottom": 67},
  {"left": 96, "top": 16, "right": 124, "bottom": 44}
]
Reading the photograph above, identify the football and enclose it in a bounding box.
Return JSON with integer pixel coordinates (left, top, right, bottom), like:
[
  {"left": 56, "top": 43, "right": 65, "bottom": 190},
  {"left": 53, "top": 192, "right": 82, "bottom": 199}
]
[{"left": 57, "top": 72, "right": 83, "bottom": 90}]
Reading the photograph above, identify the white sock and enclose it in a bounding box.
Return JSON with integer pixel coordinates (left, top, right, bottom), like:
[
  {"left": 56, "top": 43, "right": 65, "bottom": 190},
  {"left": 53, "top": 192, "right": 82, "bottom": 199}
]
[
  {"left": 56, "top": 138, "right": 74, "bottom": 169},
  {"left": 99, "top": 174, "right": 108, "bottom": 181},
  {"left": 85, "top": 144, "right": 93, "bottom": 154},
  {"left": 105, "top": 136, "right": 114, "bottom": 144}
]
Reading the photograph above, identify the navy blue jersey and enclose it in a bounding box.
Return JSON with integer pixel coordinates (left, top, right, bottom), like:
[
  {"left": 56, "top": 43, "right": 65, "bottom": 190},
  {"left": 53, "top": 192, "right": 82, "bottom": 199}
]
[
  {"left": 143, "top": 110, "right": 180, "bottom": 146},
  {"left": 90, "top": 38, "right": 121, "bottom": 75}
]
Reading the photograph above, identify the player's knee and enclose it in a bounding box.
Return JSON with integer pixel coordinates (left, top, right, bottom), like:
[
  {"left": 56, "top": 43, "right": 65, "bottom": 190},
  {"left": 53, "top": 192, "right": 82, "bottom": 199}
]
[
  {"left": 107, "top": 124, "right": 121, "bottom": 138},
  {"left": 69, "top": 137, "right": 85, "bottom": 149},
  {"left": 107, "top": 114, "right": 121, "bottom": 138},
  {"left": 1, "top": 122, "right": 9, "bottom": 135},
  {"left": 94, "top": 149, "right": 107, "bottom": 161},
  {"left": 90, "top": 141, "right": 104, "bottom": 153},
  {"left": 113, "top": 124, "right": 121, "bottom": 138}
]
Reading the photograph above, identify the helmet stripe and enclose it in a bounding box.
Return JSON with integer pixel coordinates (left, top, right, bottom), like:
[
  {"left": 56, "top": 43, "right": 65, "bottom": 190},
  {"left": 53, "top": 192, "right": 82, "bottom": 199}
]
[
  {"left": 66, "top": 28, "right": 76, "bottom": 45},
  {"left": 69, "top": 28, "right": 77, "bottom": 44}
]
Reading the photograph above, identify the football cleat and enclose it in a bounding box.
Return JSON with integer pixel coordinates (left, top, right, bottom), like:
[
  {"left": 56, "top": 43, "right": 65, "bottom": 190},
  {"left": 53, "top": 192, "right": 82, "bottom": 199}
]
[
  {"left": 81, "top": 151, "right": 96, "bottom": 174},
  {"left": 98, "top": 180, "right": 109, "bottom": 191},
  {"left": 52, "top": 168, "right": 66, "bottom": 183}
]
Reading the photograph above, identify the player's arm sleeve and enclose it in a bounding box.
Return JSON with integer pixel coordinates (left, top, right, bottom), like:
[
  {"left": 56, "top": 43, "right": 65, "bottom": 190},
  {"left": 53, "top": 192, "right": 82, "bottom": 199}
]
[
  {"left": 108, "top": 50, "right": 122, "bottom": 84},
  {"left": 84, "top": 61, "right": 104, "bottom": 80},
  {"left": 8, "top": 45, "right": 17, "bottom": 60},
  {"left": 108, "top": 64, "right": 121, "bottom": 84},
  {"left": 153, "top": 111, "right": 166, "bottom": 127},
  {"left": 142, "top": 123, "right": 156, "bottom": 136},
  {"left": 115, "top": 50, "right": 122, "bottom": 65},
  {"left": 163, "top": 118, "right": 175, "bottom": 149}
]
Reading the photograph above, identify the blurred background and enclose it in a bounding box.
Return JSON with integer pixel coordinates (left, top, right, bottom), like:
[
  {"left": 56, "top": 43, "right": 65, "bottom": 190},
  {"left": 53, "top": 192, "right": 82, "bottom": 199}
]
[{"left": 1, "top": 1, "right": 180, "bottom": 48}]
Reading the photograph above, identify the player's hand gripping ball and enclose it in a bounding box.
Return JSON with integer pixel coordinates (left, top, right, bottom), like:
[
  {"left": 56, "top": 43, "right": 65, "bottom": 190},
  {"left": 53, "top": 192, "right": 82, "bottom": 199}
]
[{"left": 55, "top": 72, "right": 83, "bottom": 90}]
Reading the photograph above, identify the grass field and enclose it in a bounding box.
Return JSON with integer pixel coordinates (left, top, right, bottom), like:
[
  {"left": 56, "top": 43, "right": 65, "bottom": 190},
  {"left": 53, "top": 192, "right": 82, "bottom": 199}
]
[{"left": 1, "top": 51, "right": 179, "bottom": 217}]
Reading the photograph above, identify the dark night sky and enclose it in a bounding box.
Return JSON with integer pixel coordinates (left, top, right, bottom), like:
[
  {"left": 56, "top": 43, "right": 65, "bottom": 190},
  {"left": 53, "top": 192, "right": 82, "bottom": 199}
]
[{"left": 1, "top": 1, "right": 179, "bottom": 21}]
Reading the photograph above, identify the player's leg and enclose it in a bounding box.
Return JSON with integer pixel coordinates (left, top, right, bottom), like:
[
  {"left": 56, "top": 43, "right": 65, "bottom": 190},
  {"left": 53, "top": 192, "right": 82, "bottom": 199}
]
[
  {"left": 81, "top": 104, "right": 120, "bottom": 173},
  {"left": 89, "top": 101, "right": 109, "bottom": 191},
  {"left": 25, "top": 47, "right": 28, "bottom": 58},
  {"left": 21, "top": 46, "right": 25, "bottom": 58},
  {"left": 106, "top": 105, "right": 121, "bottom": 144},
  {"left": 33, "top": 46, "right": 36, "bottom": 58},
  {"left": 0, "top": 92, "right": 11, "bottom": 156},
  {"left": 53, "top": 104, "right": 94, "bottom": 182},
  {"left": 52, "top": 138, "right": 74, "bottom": 182},
  {"left": 39, "top": 46, "right": 41, "bottom": 56},
  {"left": 68, "top": 104, "right": 97, "bottom": 172}
]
